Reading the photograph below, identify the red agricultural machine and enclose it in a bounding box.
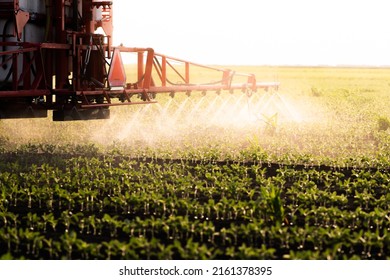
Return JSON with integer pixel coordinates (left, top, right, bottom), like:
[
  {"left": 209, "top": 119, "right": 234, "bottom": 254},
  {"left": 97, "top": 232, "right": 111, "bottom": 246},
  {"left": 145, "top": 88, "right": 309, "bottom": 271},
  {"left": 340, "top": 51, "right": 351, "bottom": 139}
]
[{"left": 0, "top": 0, "right": 279, "bottom": 121}]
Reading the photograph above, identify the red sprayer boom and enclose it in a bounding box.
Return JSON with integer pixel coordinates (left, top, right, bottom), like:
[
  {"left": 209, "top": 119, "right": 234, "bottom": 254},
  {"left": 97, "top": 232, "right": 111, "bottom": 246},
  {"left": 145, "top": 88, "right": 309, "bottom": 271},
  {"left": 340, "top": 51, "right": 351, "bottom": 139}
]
[{"left": 0, "top": 0, "right": 279, "bottom": 121}]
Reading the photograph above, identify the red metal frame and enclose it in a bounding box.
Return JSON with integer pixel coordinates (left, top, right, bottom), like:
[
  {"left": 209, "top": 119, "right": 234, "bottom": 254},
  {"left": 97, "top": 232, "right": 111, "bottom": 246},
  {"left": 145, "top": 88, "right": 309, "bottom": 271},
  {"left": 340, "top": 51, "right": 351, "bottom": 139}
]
[{"left": 0, "top": 0, "right": 279, "bottom": 121}]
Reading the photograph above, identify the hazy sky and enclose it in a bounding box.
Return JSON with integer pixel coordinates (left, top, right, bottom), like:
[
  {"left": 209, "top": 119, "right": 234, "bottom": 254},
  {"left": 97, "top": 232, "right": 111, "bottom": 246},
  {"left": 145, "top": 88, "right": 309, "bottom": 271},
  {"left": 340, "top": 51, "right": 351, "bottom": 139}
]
[{"left": 112, "top": 0, "right": 390, "bottom": 66}]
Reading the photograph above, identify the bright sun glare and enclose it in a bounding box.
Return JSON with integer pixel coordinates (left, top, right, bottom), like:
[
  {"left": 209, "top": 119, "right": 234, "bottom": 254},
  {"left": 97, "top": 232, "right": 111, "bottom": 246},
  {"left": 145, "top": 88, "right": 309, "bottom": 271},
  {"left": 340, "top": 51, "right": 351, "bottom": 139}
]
[{"left": 113, "top": 0, "right": 390, "bottom": 66}]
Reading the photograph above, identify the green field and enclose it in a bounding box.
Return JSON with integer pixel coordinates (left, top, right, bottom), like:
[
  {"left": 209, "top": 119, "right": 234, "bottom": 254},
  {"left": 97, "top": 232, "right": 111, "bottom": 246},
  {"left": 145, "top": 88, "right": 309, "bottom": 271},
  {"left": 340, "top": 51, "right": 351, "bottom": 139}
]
[{"left": 0, "top": 66, "right": 389, "bottom": 259}]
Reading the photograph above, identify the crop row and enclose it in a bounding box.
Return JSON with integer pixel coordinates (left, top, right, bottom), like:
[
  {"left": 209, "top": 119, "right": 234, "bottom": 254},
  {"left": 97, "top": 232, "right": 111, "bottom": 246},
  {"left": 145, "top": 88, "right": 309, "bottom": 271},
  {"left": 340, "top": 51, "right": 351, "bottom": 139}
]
[{"left": 0, "top": 154, "right": 389, "bottom": 259}]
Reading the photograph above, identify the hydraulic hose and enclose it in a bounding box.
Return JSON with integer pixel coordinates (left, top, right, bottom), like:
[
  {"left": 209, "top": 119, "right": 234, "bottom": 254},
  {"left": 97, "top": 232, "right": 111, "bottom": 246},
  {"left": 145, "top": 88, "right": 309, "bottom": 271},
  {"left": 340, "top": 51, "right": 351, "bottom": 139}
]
[
  {"left": 2, "top": 17, "right": 12, "bottom": 70},
  {"left": 153, "top": 57, "right": 232, "bottom": 86}
]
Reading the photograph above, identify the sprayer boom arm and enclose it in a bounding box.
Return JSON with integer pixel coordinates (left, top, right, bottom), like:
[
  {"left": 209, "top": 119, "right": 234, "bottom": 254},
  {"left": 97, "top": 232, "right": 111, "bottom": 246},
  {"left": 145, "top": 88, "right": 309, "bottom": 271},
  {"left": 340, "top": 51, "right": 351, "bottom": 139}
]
[{"left": 0, "top": 0, "right": 279, "bottom": 121}]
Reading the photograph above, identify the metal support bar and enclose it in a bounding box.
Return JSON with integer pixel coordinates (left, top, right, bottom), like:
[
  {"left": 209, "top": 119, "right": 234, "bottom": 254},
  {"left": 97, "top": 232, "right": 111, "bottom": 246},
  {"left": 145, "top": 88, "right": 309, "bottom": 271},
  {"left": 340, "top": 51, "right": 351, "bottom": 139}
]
[
  {"left": 185, "top": 62, "right": 190, "bottom": 84},
  {"left": 80, "top": 100, "right": 157, "bottom": 109},
  {"left": 162, "top": 56, "right": 167, "bottom": 86},
  {"left": 137, "top": 51, "right": 144, "bottom": 88},
  {"left": 142, "top": 49, "right": 155, "bottom": 89}
]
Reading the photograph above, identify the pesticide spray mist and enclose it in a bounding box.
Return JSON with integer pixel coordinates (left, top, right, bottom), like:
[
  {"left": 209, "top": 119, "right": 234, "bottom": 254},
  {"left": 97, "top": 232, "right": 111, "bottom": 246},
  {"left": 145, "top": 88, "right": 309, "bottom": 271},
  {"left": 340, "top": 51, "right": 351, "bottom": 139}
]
[
  {"left": 88, "top": 90, "right": 318, "bottom": 153},
  {"left": 0, "top": 89, "right": 326, "bottom": 157}
]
